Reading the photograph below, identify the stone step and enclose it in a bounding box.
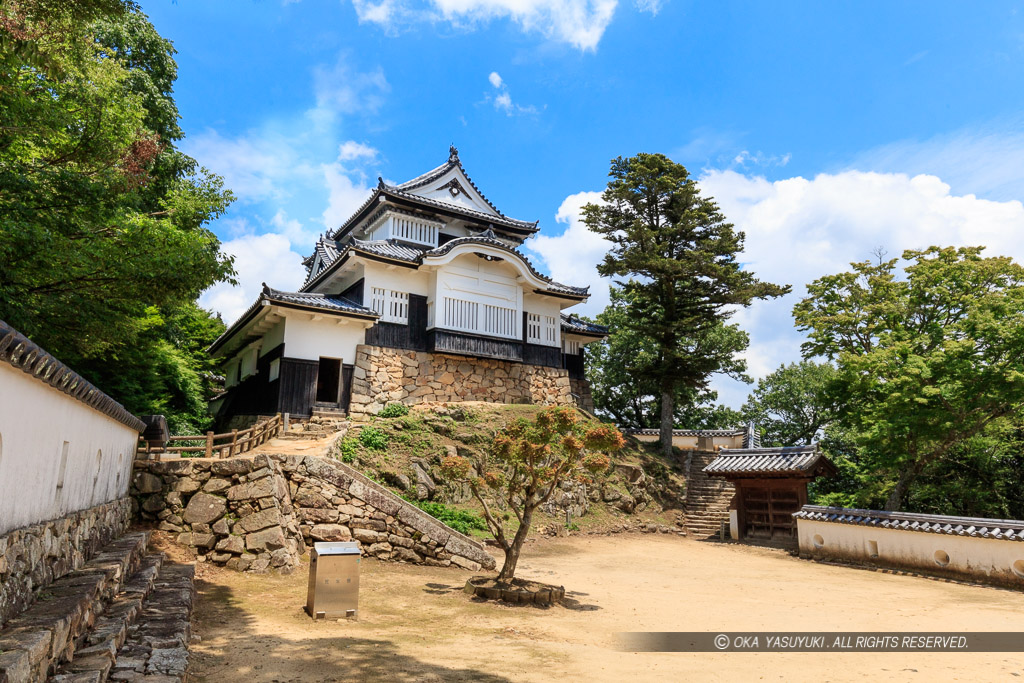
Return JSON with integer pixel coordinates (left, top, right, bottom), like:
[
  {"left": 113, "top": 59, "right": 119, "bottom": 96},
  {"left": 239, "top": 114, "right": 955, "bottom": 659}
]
[
  {"left": 49, "top": 553, "right": 165, "bottom": 683},
  {"left": 0, "top": 533, "right": 149, "bottom": 683},
  {"left": 109, "top": 563, "right": 195, "bottom": 682}
]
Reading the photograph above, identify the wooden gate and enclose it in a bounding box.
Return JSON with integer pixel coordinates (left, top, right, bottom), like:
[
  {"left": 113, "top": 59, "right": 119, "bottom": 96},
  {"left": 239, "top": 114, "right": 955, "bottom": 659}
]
[{"left": 738, "top": 480, "right": 807, "bottom": 540}]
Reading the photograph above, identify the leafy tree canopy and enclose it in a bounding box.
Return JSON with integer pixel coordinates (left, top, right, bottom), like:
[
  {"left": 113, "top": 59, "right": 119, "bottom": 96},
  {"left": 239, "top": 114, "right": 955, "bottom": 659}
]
[
  {"left": 740, "top": 360, "right": 839, "bottom": 447},
  {"left": 794, "top": 246, "right": 1024, "bottom": 510},
  {"left": 0, "top": 1, "right": 233, "bottom": 431},
  {"left": 439, "top": 407, "right": 624, "bottom": 580},
  {"left": 587, "top": 286, "right": 745, "bottom": 430}
]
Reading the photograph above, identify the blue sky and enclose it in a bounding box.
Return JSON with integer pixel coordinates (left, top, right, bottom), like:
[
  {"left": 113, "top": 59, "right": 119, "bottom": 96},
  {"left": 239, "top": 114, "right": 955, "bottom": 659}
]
[{"left": 143, "top": 0, "right": 1024, "bottom": 408}]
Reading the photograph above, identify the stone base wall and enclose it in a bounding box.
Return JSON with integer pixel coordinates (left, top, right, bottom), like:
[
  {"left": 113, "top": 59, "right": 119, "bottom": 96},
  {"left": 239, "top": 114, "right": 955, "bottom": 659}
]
[
  {"left": 349, "top": 345, "right": 575, "bottom": 416},
  {"left": 0, "top": 497, "right": 132, "bottom": 628},
  {"left": 569, "top": 378, "right": 595, "bottom": 413},
  {"left": 131, "top": 454, "right": 495, "bottom": 573},
  {"left": 132, "top": 454, "right": 303, "bottom": 573}
]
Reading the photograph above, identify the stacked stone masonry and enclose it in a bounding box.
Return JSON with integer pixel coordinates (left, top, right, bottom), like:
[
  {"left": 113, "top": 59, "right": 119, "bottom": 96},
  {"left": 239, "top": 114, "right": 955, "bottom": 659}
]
[
  {"left": 349, "top": 345, "right": 578, "bottom": 416},
  {"left": 0, "top": 532, "right": 147, "bottom": 682},
  {"left": 0, "top": 498, "right": 132, "bottom": 629},
  {"left": 131, "top": 454, "right": 496, "bottom": 573}
]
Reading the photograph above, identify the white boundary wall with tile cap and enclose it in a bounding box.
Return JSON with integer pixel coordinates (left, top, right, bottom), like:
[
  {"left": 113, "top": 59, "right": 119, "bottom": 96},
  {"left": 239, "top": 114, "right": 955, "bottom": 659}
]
[
  {"left": 796, "top": 508, "right": 1024, "bottom": 588},
  {"left": 0, "top": 362, "right": 140, "bottom": 535}
]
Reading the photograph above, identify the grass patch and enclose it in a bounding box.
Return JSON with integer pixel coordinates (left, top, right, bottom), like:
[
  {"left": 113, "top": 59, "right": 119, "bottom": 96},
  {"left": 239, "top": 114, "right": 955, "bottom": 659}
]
[{"left": 404, "top": 497, "right": 488, "bottom": 536}]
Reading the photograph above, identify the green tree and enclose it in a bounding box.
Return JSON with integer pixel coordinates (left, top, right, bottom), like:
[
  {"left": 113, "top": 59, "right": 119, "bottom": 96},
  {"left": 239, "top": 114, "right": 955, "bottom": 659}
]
[
  {"left": 0, "top": 3, "right": 234, "bottom": 429},
  {"left": 439, "top": 407, "right": 624, "bottom": 580},
  {"left": 740, "top": 361, "right": 839, "bottom": 447},
  {"left": 794, "top": 246, "right": 1024, "bottom": 510},
  {"left": 584, "top": 153, "right": 789, "bottom": 455},
  {"left": 588, "top": 286, "right": 746, "bottom": 429}
]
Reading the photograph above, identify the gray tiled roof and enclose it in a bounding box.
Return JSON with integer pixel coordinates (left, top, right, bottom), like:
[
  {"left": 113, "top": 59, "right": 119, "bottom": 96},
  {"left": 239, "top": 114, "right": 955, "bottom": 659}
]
[
  {"left": 263, "top": 286, "right": 375, "bottom": 316},
  {"left": 382, "top": 186, "right": 539, "bottom": 231},
  {"left": 350, "top": 238, "right": 429, "bottom": 262},
  {"left": 0, "top": 320, "right": 145, "bottom": 432},
  {"left": 704, "top": 445, "right": 836, "bottom": 477},
  {"left": 560, "top": 314, "right": 608, "bottom": 336},
  {"left": 388, "top": 146, "right": 537, "bottom": 230},
  {"left": 793, "top": 505, "right": 1024, "bottom": 541}
]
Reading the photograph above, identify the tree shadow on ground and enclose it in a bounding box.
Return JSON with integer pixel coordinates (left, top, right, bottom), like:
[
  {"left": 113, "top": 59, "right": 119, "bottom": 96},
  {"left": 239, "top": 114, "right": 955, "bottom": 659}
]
[
  {"left": 422, "top": 582, "right": 463, "bottom": 595},
  {"left": 189, "top": 579, "right": 515, "bottom": 683}
]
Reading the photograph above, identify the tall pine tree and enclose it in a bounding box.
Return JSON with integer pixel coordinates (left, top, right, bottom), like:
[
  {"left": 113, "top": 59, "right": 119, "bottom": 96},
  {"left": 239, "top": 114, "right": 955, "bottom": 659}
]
[{"left": 584, "top": 154, "right": 789, "bottom": 455}]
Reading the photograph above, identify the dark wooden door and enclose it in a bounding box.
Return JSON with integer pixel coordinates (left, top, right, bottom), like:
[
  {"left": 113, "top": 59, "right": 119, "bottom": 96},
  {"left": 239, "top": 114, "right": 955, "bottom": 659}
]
[
  {"left": 741, "top": 483, "right": 803, "bottom": 540},
  {"left": 316, "top": 357, "right": 342, "bottom": 404}
]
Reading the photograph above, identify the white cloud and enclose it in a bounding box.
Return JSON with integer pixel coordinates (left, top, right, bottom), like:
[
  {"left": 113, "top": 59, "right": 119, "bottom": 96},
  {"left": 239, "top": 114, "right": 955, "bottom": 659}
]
[
  {"left": 187, "top": 54, "right": 388, "bottom": 320},
  {"left": 697, "top": 168, "right": 1024, "bottom": 408},
  {"left": 848, "top": 122, "right": 1024, "bottom": 202},
  {"left": 182, "top": 129, "right": 308, "bottom": 203},
  {"left": 308, "top": 55, "right": 390, "bottom": 129},
  {"left": 201, "top": 231, "right": 308, "bottom": 325},
  {"left": 322, "top": 163, "right": 375, "bottom": 229},
  {"left": 352, "top": 0, "right": 619, "bottom": 51},
  {"left": 486, "top": 71, "right": 540, "bottom": 116},
  {"left": 633, "top": 0, "right": 662, "bottom": 15},
  {"left": 732, "top": 149, "right": 791, "bottom": 169},
  {"left": 337, "top": 140, "right": 379, "bottom": 161},
  {"left": 536, "top": 168, "right": 1024, "bottom": 409},
  {"left": 270, "top": 209, "right": 320, "bottom": 247},
  {"left": 526, "top": 190, "right": 611, "bottom": 315}
]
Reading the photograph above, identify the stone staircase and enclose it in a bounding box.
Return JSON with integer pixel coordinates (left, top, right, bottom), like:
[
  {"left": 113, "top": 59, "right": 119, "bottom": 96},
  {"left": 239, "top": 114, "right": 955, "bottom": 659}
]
[
  {"left": 0, "top": 532, "right": 195, "bottom": 683},
  {"left": 311, "top": 403, "right": 348, "bottom": 419},
  {"left": 684, "top": 450, "right": 735, "bottom": 540}
]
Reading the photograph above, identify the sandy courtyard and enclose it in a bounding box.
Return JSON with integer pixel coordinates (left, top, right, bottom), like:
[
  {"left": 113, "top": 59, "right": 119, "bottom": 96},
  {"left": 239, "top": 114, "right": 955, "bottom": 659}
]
[{"left": 186, "top": 534, "right": 1024, "bottom": 682}]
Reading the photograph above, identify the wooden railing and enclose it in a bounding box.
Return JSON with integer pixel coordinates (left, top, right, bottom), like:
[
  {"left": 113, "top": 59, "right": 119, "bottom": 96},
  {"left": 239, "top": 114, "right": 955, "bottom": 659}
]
[{"left": 137, "top": 413, "right": 284, "bottom": 461}]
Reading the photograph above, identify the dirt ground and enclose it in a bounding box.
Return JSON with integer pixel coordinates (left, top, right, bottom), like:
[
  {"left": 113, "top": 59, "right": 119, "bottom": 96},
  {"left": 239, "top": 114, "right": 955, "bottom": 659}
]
[{"left": 185, "top": 534, "right": 1024, "bottom": 682}]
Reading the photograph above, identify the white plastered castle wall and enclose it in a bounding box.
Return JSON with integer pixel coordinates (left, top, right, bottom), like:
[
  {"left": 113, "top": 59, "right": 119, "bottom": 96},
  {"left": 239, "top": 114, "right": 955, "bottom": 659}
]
[
  {"left": 0, "top": 362, "right": 139, "bottom": 535},
  {"left": 282, "top": 313, "right": 369, "bottom": 364},
  {"left": 797, "top": 517, "right": 1024, "bottom": 587}
]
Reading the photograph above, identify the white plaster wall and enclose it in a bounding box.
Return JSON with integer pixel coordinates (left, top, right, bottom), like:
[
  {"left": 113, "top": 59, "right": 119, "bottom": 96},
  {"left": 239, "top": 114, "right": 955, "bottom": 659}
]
[
  {"left": 363, "top": 260, "right": 431, "bottom": 297},
  {"left": 282, "top": 313, "right": 369, "bottom": 363},
  {"left": 0, "top": 363, "right": 139, "bottom": 535},
  {"left": 797, "top": 518, "right": 1024, "bottom": 586},
  {"left": 239, "top": 345, "right": 258, "bottom": 379},
  {"left": 260, "top": 320, "right": 285, "bottom": 355}
]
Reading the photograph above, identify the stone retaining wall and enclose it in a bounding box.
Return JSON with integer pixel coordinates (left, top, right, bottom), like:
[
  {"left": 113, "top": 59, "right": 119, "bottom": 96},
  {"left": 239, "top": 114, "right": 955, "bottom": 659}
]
[
  {"left": 131, "top": 454, "right": 496, "bottom": 573},
  {"left": 569, "top": 378, "right": 595, "bottom": 413},
  {"left": 349, "top": 345, "right": 576, "bottom": 416},
  {"left": 0, "top": 497, "right": 132, "bottom": 628}
]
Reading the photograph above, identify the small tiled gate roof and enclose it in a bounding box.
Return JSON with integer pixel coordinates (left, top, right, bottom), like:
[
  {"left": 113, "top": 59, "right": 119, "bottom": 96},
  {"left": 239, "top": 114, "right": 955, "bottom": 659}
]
[{"left": 703, "top": 445, "right": 837, "bottom": 478}]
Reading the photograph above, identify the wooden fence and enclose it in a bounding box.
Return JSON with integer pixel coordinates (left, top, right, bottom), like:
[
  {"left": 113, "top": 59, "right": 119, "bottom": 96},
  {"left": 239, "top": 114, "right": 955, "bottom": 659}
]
[{"left": 137, "top": 413, "right": 284, "bottom": 461}]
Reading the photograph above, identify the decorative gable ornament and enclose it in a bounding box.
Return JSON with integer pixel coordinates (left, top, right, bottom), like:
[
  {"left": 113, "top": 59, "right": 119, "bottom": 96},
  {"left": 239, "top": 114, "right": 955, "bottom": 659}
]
[{"left": 444, "top": 178, "right": 466, "bottom": 197}]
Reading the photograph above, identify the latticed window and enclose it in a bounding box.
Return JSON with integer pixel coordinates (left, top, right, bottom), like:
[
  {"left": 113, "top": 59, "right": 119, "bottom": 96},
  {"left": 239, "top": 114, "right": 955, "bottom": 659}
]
[
  {"left": 526, "top": 313, "right": 558, "bottom": 346},
  {"left": 563, "top": 339, "right": 581, "bottom": 355},
  {"left": 526, "top": 313, "right": 542, "bottom": 343},
  {"left": 370, "top": 287, "right": 410, "bottom": 324},
  {"left": 543, "top": 315, "right": 557, "bottom": 344}
]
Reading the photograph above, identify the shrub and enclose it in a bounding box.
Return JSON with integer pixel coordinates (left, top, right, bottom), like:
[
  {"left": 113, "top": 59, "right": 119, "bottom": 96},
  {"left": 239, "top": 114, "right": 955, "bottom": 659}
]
[
  {"left": 336, "top": 437, "right": 359, "bottom": 463},
  {"left": 379, "top": 402, "right": 410, "bottom": 418},
  {"left": 409, "top": 499, "right": 488, "bottom": 536},
  {"left": 359, "top": 426, "right": 389, "bottom": 451}
]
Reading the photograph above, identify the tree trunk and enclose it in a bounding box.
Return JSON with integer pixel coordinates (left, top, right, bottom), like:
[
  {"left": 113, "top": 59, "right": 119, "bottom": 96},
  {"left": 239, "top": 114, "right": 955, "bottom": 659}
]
[
  {"left": 497, "top": 506, "right": 535, "bottom": 581},
  {"left": 884, "top": 461, "right": 923, "bottom": 511},
  {"left": 659, "top": 386, "right": 674, "bottom": 457}
]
